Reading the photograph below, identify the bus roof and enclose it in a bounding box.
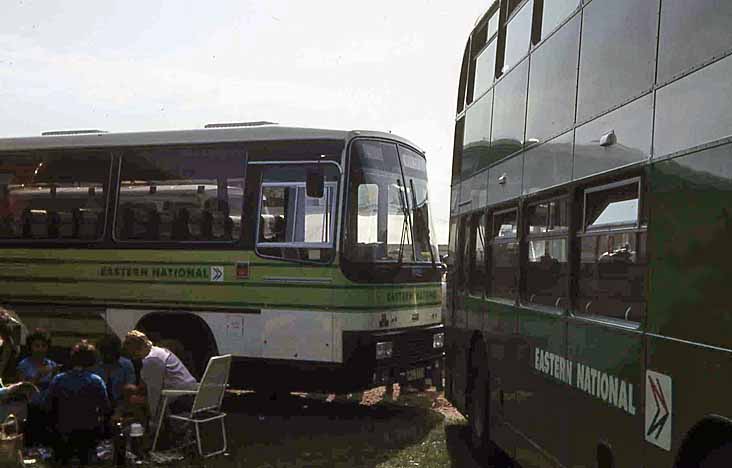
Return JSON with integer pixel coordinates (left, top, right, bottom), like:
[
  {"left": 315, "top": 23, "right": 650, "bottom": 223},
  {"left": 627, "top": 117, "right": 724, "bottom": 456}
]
[{"left": 0, "top": 126, "right": 424, "bottom": 154}]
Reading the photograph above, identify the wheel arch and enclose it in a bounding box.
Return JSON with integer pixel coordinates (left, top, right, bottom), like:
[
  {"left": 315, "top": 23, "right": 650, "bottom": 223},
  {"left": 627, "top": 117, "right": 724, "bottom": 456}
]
[{"left": 674, "top": 415, "right": 732, "bottom": 468}]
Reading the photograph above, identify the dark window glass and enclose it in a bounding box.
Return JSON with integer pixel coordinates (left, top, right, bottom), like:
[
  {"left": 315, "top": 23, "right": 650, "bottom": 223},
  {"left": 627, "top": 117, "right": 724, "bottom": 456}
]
[
  {"left": 344, "top": 141, "right": 436, "bottom": 265},
  {"left": 490, "top": 209, "right": 519, "bottom": 299},
  {"left": 654, "top": 55, "right": 732, "bottom": 158},
  {"left": 457, "top": 41, "right": 471, "bottom": 114},
  {"left": 399, "top": 145, "right": 438, "bottom": 263},
  {"left": 451, "top": 185, "right": 460, "bottom": 213},
  {"left": 474, "top": 40, "right": 497, "bottom": 99},
  {"left": 448, "top": 216, "right": 459, "bottom": 262},
  {"left": 462, "top": 171, "right": 488, "bottom": 213},
  {"left": 577, "top": 231, "right": 647, "bottom": 322},
  {"left": 257, "top": 163, "right": 339, "bottom": 263},
  {"left": 116, "top": 148, "right": 244, "bottom": 243},
  {"left": 503, "top": 0, "right": 534, "bottom": 74},
  {"left": 585, "top": 181, "right": 639, "bottom": 231},
  {"left": 525, "top": 199, "right": 569, "bottom": 307},
  {"left": 0, "top": 151, "right": 110, "bottom": 241},
  {"left": 488, "top": 154, "right": 523, "bottom": 205},
  {"left": 576, "top": 180, "right": 646, "bottom": 323},
  {"left": 491, "top": 59, "right": 529, "bottom": 162},
  {"left": 458, "top": 216, "right": 471, "bottom": 289},
  {"left": 522, "top": 130, "right": 573, "bottom": 195},
  {"left": 487, "top": 10, "right": 499, "bottom": 39},
  {"left": 526, "top": 14, "right": 580, "bottom": 143},
  {"left": 467, "top": 24, "right": 488, "bottom": 105},
  {"left": 540, "top": 0, "right": 580, "bottom": 38},
  {"left": 463, "top": 90, "right": 493, "bottom": 175},
  {"left": 577, "top": 0, "right": 658, "bottom": 122},
  {"left": 574, "top": 93, "right": 652, "bottom": 180},
  {"left": 452, "top": 118, "right": 465, "bottom": 182},
  {"left": 469, "top": 213, "right": 488, "bottom": 296},
  {"left": 657, "top": 0, "right": 732, "bottom": 85}
]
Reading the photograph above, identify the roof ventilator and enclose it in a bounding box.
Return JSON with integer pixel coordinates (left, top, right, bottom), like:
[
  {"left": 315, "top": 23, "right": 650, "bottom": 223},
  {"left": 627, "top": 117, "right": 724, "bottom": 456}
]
[
  {"left": 41, "top": 129, "right": 108, "bottom": 136},
  {"left": 204, "top": 121, "right": 277, "bottom": 129}
]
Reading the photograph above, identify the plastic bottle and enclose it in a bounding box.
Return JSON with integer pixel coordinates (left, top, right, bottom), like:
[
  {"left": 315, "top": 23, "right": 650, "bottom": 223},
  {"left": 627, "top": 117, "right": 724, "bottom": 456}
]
[{"left": 129, "top": 423, "right": 145, "bottom": 464}]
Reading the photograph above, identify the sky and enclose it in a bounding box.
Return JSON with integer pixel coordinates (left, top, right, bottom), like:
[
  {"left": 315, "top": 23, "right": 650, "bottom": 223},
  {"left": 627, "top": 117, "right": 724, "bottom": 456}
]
[{"left": 0, "top": 0, "right": 489, "bottom": 244}]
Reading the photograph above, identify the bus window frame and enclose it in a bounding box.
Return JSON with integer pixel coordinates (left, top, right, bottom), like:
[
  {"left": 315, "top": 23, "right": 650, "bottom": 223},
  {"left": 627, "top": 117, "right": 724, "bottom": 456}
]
[
  {"left": 581, "top": 177, "right": 642, "bottom": 233},
  {"left": 573, "top": 175, "right": 648, "bottom": 326},
  {"left": 111, "top": 145, "right": 248, "bottom": 248},
  {"left": 0, "top": 149, "right": 116, "bottom": 246},
  {"left": 523, "top": 194, "right": 571, "bottom": 309},
  {"left": 253, "top": 159, "right": 342, "bottom": 265},
  {"left": 488, "top": 205, "right": 520, "bottom": 302}
]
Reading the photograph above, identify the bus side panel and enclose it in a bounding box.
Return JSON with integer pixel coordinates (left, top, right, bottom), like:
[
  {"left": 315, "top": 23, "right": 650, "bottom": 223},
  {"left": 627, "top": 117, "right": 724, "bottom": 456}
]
[
  {"left": 512, "top": 306, "right": 567, "bottom": 467},
  {"left": 565, "top": 320, "right": 644, "bottom": 468},
  {"left": 645, "top": 150, "right": 732, "bottom": 465},
  {"left": 482, "top": 300, "right": 520, "bottom": 460}
]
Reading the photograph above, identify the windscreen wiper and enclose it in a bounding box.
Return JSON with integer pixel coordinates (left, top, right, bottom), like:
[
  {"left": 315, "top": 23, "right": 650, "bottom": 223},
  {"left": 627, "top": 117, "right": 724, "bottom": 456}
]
[
  {"left": 396, "top": 179, "right": 414, "bottom": 265},
  {"left": 409, "top": 178, "right": 437, "bottom": 270}
]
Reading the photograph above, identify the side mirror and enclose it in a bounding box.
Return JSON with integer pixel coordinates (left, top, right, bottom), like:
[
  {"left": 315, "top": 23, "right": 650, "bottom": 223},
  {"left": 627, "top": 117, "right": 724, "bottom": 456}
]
[{"left": 306, "top": 169, "right": 325, "bottom": 198}]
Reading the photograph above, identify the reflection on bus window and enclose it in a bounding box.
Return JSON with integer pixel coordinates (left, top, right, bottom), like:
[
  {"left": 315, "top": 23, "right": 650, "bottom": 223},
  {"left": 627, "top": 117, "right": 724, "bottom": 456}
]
[
  {"left": 115, "top": 148, "right": 243, "bottom": 242},
  {"left": 491, "top": 209, "right": 519, "bottom": 299},
  {"left": 344, "top": 141, "right": 438, "bottom": 265},
  {"left": 0, "top": 152, "right": 110, "bottom": 241},
  {"left": 356, "top": 184, "right": 378, "bottom": 244},
  {"left": 585, "top": 181, "right": 639, "bottom": 230},
  {"left": 525, "top": 199, "right": 569, "bottom": 307},
  {"left": 578, "top": 180, "right": 647, "bottom": 322}
]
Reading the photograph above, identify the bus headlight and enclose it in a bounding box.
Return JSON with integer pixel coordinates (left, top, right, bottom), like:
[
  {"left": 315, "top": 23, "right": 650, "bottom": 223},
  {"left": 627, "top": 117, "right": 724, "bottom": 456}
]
[
  {"left": 376, "top": 341, "right": 393, "bottom": 359},
  {"left": 433, "top": 332, "right": 445, "bottom": 349}
]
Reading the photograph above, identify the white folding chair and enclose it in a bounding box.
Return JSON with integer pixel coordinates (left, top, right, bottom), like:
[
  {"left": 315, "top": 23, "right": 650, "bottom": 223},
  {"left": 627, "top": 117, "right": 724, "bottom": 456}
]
[{"left": 151, "top": 354, "right": 232, "bottom": 457}]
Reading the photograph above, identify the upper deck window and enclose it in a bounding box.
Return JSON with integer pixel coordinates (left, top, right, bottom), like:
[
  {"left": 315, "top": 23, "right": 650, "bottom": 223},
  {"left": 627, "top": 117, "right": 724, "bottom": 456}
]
[
  {"left": 0, "top": 151, "right": 111, "bottom": 241},
  {"left": 502, "top": 0, "right": 533, "bottom": 74}
]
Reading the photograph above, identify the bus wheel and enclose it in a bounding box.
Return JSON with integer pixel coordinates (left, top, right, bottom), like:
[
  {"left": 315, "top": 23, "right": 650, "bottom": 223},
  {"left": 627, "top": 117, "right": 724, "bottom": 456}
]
[
  {"left": 699, "top": 443, "right": 732, "bottom": 468},
  {"left": 468, "top": 348, "right": 490, "bottom": 454}
]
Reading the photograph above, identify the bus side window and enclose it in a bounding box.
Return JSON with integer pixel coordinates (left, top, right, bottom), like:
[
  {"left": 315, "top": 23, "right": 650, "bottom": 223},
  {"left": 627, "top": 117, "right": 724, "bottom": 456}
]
[
  {"left": 115, "top": 148, "right": 244, "bottom": 244},
  {"left": 256, "top": 164, "right": 339, "bottom": 264},
  {"left": 490, "top": 209, "right": 519, "bottom": 300},
  {"left": 468, "top": 212, "right": 487, "bottom": 297},
  {"left": 576, "top": 179, "right": 647, "bottom": 322},
  {"left": 456, "top": 216, "right": 470, "bottom": 291},
  {"left": 525, "top": 198, "right": 569, "bottom": 308}
]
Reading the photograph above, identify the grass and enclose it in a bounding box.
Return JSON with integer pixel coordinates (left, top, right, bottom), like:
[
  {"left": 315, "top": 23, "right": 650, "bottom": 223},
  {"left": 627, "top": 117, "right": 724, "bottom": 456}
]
[{"left": 22, "top": 386, "right": 504, "bottom": 468}]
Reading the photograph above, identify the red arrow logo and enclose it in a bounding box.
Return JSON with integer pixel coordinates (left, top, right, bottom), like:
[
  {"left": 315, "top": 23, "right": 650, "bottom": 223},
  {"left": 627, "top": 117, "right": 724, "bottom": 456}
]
[{"left": 646, "top": 375, "right": 669, "bottom": 439}]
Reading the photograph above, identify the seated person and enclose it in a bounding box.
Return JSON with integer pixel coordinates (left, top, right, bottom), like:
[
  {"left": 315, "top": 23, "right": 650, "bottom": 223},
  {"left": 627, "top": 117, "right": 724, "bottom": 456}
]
[
  {"left": 122, "top": 331, "right": 197, "bottom": 423},
  {"left": 17, "top": 328, "right": 59, "bottom": 446},
  {"left": 45, "top": 340, "right": 110, "bottom": 466},
  {"left": 0, "top": 308, "right": 36, "bottom": 421}
]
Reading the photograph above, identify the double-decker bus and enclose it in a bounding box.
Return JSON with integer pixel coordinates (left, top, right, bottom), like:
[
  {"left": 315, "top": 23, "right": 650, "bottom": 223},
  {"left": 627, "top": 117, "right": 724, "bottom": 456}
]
[
  {"left": 446, "top": 0, "right": 732, "bottom": 466},
  {"left": 0, "top": 123, "right": 444, "bottom": 394}
]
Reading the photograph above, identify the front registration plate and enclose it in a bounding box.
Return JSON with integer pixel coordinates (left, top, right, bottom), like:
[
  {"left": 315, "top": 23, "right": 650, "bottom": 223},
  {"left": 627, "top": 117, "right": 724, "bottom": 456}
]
[{"left": 406, "top": 367, "right": 425, "bottom": 381}]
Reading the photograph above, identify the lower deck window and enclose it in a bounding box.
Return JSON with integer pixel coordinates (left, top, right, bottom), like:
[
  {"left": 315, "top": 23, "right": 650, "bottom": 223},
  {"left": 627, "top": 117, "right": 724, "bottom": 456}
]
[
  {"left": 491, "top": 209, "right": 518, "bottom": 300},
  {"left": 577, "top": 179, "right": 647, "bottom": 322}
]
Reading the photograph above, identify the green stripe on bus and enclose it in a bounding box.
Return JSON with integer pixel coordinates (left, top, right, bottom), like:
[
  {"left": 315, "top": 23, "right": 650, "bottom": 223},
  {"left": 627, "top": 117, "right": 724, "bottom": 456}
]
[{"left": 3, "top": 295, "right": 441, "bottom": 312}]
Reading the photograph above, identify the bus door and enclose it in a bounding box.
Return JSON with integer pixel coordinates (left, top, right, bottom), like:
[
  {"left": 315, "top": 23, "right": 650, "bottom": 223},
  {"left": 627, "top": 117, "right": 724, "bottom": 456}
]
[
  {"left": 249, "top": 161, "right": 340, "bottom": 363},
  {"left": 565, "top": 179, "right": 647, "bottom": 467},
  {"left": 512, "top": 198, "right": 571, "bottom": 466}
]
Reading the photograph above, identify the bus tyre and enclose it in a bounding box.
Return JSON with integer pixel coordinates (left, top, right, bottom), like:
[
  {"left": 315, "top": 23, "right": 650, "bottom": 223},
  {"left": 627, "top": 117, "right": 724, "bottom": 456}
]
[
  {"left": 469, "top": 371, "right": 489, "bottom": 453},
  {"left": 698, "top": 442, "right": 732, "bottom": 468},
  {"left": 469, "top": 365, "right": 490, "bottom": 454}
]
